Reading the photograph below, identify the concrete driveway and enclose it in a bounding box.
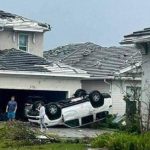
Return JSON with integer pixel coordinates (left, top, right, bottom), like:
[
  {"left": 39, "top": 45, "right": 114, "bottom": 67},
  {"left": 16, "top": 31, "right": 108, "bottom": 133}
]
[{"left": 47, "top": 127, "right": 112, "bottom": 138}]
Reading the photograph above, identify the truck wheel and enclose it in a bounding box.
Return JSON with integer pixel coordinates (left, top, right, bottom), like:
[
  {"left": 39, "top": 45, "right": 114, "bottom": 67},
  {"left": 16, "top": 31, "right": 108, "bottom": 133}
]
[
  {"left": 74, "top": 89, "right": 87, "bottom": 98},
  {"left": 32, "top": 101, "right": 41, "bottom": 111},
  {"left": 89, "top": 90, "right": 104, "bottom": 108},
  {"left": 46, "top": 103, "right": 62, "bottom": 120}
]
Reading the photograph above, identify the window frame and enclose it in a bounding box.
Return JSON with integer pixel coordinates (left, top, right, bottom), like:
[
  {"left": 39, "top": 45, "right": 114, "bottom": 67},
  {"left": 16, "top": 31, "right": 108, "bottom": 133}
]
[{"left": 18, "top": 33, "right": 29, "bottom": 52}]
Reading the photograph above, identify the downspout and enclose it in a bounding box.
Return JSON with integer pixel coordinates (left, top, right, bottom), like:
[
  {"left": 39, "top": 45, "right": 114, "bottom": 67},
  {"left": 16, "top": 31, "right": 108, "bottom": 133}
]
[
  {"left": 104, "top": 79, "right": 112, "bottom": 94},
  {"left": 104, "top": 79, "right": 113, "bottom": 114}
]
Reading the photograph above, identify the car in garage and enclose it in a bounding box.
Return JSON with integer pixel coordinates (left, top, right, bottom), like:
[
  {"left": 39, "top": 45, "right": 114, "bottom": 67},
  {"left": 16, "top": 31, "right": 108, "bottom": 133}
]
[{"left": 26, "top": 89, "right": 112, "bottom": 128}]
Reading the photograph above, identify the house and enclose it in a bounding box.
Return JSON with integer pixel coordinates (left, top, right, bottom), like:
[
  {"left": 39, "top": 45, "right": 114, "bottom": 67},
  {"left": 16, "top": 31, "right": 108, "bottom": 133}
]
[
  {"left": 0, "top": 10, "right": 50, "bottom": 57},
  {"left": 121, "top": 27, "right": 150, "bottom": 120},
  {"left": 0, "top": 11, "right": 89, "bottom": 119},
  {"left": 0, "top": 48, "right": 89, "bottom": 119},
  {"left": 44, "top": 42, "right": 142, "bottom": 115}
]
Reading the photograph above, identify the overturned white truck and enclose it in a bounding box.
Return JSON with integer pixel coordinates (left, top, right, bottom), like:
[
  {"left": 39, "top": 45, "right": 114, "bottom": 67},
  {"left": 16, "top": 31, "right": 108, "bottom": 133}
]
[{"left": 26, "top": 89, "right": 112, "bottom": 128}]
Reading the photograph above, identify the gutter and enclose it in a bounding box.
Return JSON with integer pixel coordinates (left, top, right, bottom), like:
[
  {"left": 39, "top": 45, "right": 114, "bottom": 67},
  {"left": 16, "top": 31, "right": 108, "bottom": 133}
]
[
  {"left": 82, "top": 76, "right": 141, "bottom": 81},
  {"left": 0, "top": 70, "right": 90, "bottom": 78}
]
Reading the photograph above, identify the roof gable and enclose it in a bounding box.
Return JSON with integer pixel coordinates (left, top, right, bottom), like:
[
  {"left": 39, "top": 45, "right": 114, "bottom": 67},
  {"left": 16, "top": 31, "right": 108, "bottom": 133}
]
[
  {"left": 121, "top": 27, "right": 150, "bottom": 44},
  {"left": 0, "top": 10, "right": 50, "bottom": 32}
]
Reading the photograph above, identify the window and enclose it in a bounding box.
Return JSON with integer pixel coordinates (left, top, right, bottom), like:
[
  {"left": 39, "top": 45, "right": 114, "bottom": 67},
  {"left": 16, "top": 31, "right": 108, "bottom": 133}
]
[
  {"left": 19, "top": 34, "right": 28, "bottom": 51},
  {"left": 64, "top": 119, "right": 80, "bottom": 127}
]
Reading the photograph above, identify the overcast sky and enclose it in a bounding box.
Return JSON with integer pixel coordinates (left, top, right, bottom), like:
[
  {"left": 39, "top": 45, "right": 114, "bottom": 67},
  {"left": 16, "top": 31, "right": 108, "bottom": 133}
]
[{"left": 1, "top": 0, "right": 150, "bottom": 50}]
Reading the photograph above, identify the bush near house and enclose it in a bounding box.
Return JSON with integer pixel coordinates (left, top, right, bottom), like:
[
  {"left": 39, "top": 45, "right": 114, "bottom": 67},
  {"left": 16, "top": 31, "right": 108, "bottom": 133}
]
[{"left": 91, "top": 132, "right": 150, "bottom": 150}]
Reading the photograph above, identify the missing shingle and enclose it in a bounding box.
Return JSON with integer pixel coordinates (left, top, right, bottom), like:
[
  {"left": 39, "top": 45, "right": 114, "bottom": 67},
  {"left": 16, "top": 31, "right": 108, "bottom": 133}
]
[
  {"left": 93, "top": 60, "right": 102, "bottom": 68},
  {"left": 82, "top": 50, "right": 91, "bottom": 56}
]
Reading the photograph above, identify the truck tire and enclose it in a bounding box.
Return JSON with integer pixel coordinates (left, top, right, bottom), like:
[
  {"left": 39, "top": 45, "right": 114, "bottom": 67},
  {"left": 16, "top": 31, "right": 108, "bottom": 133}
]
[
  {"left": 74, "top": 89, "right": 87, "bottom": 98},
  {"left": 46, "top": 103, "right": 62, "bottom": 120},
  {"left": 89, "top": 90, "right": 104, "bottom": 108},
  {"left": 32, "top": 101, "right": 41, "bottom": 111}
]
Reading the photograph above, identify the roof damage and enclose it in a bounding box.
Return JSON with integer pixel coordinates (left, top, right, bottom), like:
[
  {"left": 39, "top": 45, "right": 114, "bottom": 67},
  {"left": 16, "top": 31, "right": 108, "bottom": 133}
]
[
  {"left": 120, "top": 27, "right": 150, "bottom": 44},
  {"left": 0, "top": 10, "right": 50, "bottom": 32},
  {"left": 0, "top": 48, "right": 88, "bottom": 78},
  {"left": 44, "top": 42, "right": 142, "bottom": 79}
]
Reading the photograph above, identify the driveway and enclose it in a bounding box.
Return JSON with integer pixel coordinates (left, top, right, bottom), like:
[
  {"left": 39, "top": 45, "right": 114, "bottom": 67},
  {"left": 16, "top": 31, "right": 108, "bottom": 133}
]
[{"left": 47, "top": 127, "right": 112, "bottom": 138}]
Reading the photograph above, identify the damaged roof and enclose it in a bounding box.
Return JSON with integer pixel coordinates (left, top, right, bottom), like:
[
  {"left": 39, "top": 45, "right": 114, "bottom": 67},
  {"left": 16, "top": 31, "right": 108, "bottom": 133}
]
[
  {"left": 44, "top": 43, "right": 86, "bottom": 61},
  {"left": 120, "top": 27, "right": 150, "bottom": 44},
  {"left": 0, "top": 10, "right": 50, "bottom": 32},
  {"left": 44, "top": 42, "right": 142, "bottom": 78},
  {"left": 0, "top": 48, "right": 88, "bottom": 78}
]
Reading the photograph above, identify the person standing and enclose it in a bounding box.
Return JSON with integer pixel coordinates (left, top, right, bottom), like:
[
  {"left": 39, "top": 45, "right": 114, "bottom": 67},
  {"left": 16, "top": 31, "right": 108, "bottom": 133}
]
[
  {"left": 6, "top": 96, "right": 17, "bottom": 122},
  {"left": 39, "top": 102, "right": 48, "bottom": 132}
]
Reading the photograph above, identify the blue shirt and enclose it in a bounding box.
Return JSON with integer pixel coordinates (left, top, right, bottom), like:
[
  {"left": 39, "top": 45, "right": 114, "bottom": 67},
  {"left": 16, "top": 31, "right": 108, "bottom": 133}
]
[{"left": 7, "top": 101, "right": 17, "bottom": 112}]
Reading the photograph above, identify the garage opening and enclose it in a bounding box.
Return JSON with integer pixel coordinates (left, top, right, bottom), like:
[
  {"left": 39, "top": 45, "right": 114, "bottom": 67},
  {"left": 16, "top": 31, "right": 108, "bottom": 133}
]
[{"left": 0, "top": 89, "right": 68, "bottom": 120}]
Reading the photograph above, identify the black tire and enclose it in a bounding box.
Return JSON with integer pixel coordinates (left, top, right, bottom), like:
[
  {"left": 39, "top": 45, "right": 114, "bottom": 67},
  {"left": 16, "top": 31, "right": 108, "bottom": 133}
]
[
  {"left": 74, "top": 89, "right": 87, "bottom": 98},
  {"left": 32, "top": 101, "right": 41, "bottom": 111},
  {"left": 89, "top": 90, "right": 104, "bottom": 108},
  {"left": 45, "top": 103, "right": 62, "bottom": 120}
]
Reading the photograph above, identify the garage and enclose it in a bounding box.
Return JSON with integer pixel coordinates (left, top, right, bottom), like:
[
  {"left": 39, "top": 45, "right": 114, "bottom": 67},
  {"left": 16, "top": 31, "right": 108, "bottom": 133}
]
[
  {"left": 0, "top": 73, "right": 88, "bottom": 121},
  {"left": 0, "top": 49, "right": 89, "bottom": 121},
  {"left": 0, "top": 73, "right": 87, "bottom": 121},
  {"left": 0, "top": 89, "right": 68, "bottom": 120}
]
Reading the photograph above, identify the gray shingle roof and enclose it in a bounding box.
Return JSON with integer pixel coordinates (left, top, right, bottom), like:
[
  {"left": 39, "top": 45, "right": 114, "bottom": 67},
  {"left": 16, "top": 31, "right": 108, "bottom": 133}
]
[
  {"left": 0, "top": 48, "right": 51, "bottom": 72},
  {"left": 44, "top": 42, "right": 142, "bottom": 78},
  {"left": 0, "top": 10, "right": 50, "bottom": 32},
  {"left": 0, "top": 48, "right": 88, "bottom": 77},
  {"left": 44, "top": 43, "right": 86, "bottom": 61},
  {"left": 120, "top": 27, "right": 150, "bottom": 44}
]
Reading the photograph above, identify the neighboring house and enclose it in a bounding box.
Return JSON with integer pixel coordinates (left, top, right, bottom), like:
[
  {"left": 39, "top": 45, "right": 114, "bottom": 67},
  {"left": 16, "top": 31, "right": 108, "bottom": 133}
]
[
  {"left": 0, "top": 10, "right": 50, "bottom": 57},
  {"left": 44, "top": 42, "right": 142, "bottom": 115},
  {"left": 121, "top": 27, "right": 150, "bottom": 118}
]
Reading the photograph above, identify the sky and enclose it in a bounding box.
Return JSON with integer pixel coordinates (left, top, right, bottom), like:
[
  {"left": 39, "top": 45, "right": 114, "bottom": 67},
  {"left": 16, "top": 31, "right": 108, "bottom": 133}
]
[{"left": 1, "top": 0, "right": 150, "bottom": 50}]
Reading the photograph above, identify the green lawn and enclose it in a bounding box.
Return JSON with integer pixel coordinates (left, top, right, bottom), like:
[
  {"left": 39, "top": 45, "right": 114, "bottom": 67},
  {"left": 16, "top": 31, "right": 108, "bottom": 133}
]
[{"left": 0, "top": 143, "right": 86, "bottom": 150}]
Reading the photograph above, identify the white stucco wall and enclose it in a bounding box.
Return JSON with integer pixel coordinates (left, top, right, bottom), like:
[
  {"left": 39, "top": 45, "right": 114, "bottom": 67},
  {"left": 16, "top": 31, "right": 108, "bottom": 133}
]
[
  {"left": 0, "top": 30, "right": 17, "bottom": 49},
  {"left": 111, "top": 80, "right": 141, "bottom": 115},
  {"left": 81, "top": 80, "right": 110, "bottom": 93},
  {"left": 0, "top": 74, "right": 82, "bottom": 97},
  {"left": 142, "top": 50, "right": 150, "bottom": 102},
  {"left": 81, "top": 79, "right": 141, "bottom": 115},
  {"left": 139, "top": 44, "right": 150, "bottom": 122},
  {"left": 0, "top": 30, "right": 44, "bottom": 57},
  {"left": 25, "top": 32, "right": 44, "bottom": 57}
]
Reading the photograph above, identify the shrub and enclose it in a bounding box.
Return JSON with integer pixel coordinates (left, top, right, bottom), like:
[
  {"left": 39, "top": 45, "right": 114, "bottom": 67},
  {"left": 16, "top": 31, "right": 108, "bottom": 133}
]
[
  {"left": 0, "top": 121, "right": 36, "bottom": 141},
  {"left": 91, "top": 132, "right": 150, "bottom": 150},
  {"left": 0, "top": 121, "right": 38, "bottom": 148}
]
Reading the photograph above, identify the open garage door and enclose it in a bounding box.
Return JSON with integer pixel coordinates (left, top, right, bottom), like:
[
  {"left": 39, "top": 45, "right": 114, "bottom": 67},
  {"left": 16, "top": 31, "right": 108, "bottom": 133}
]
[{"left": 0, "top": 89, "right": 68, "bottom": 120}]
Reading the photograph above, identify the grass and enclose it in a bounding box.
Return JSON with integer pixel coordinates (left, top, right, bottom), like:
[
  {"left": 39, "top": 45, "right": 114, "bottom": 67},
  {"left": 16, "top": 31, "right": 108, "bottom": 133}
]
[
  {"left": 0, "top": 122, "right": 87, "bottom": 150},
  {"left": 91, "top": 132, "right": 150, "bottom": 150},
  {"left": 0, "top": 143, "right": 86, "bottom": 150}
]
